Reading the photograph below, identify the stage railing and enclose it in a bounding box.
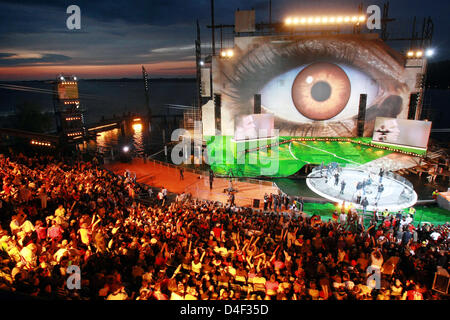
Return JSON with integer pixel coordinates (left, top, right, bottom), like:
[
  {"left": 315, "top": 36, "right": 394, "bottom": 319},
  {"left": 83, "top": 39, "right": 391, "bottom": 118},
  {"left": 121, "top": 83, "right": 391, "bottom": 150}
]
[
  {"left": 337, "top": 164, "right": 415, "bottom": 190},
  {"left": 309, "top": 164, "right": 416, "bottom": 203}
]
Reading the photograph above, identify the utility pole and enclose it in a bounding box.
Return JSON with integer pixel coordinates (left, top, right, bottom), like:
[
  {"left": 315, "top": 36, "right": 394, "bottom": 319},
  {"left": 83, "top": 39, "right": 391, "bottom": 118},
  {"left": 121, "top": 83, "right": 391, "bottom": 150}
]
[{"left": 211, "top": 0, "right": 215, "bottom": 55}]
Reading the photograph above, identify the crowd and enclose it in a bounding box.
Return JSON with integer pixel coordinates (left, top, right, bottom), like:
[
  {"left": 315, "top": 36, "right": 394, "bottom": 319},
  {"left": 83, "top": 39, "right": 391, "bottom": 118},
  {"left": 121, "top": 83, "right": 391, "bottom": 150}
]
[{"left": 0, "top": 152, "right": 448, "bottom": 300}]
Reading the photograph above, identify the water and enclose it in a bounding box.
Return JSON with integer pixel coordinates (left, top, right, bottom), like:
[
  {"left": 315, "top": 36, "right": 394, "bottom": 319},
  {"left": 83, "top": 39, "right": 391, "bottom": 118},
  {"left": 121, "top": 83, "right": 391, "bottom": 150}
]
[
  {"left": 0, "top": 78, "right": 196, "bottom": 125},
  {"left": 0, "top": 78, "right": 196, "bottom": 155}
]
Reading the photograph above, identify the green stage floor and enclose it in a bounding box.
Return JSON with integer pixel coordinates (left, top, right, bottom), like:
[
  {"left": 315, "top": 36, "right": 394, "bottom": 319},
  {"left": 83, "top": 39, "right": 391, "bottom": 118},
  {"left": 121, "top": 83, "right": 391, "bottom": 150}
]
[
  {"left": 205, "top": 136, "right": 425, "bottom": 178},
  {"left": 302, "top": 202, "right": 450, "bottom": 226}
]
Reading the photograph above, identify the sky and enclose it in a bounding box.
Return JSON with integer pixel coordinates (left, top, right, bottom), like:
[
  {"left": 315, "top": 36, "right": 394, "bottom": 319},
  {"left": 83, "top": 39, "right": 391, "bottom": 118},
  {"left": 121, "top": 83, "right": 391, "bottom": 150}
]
[{"left": 0, "top": 0, "right": 448, "bottom": 80}]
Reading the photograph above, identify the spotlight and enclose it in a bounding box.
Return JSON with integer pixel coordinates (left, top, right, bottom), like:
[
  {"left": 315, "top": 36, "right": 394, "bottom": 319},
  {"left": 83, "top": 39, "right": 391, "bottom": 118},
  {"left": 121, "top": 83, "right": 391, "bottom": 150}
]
[
  {"left": 407, "top": 51, "right": 414, "bottom": 57},
  {"left": 359, "top": 15, "right": 366, "bottom": 22},
  {"left": 351, "top": 16, "right": 358, "bottom": 22},
  {"left": 123, "top": 146, "right": 130, "bottom": 153},
  {"left": 199, "top": 60, "right": 204, "bottom": 66},
  {"left": 285, "top": 17, "right": 292, "bottom": 25},
  {"left": 132, "top": 123, "right": 142, "bottom": 132},
  {"left": 221, "top": 51, "right": 227, "bottom": 57},
  {"left": 226, "top": 49, "right": 234, "bottom": 57},
  {"left": 344, "top": 16, "right": 350, "bottom": 22},
  {"left": 336, "top": 16, "right": 343, "bottom": 23},
  {"left": 425, "top": 48, "right": 435, "bottom": 57},
  {"left": 300, "top": 17, "right": 306, "bottom": 24},
  {"left": 416, "top": 51, "right": 423, "bottom": 58},
  {"left": 73, "top": 76, "right": 77, "bottom": 81},
  {"left": 293, "top": 17, "right": 299, "bottom": 24},
  {"left": 60, "top": 76, "right": 65, "bottom": 81}
]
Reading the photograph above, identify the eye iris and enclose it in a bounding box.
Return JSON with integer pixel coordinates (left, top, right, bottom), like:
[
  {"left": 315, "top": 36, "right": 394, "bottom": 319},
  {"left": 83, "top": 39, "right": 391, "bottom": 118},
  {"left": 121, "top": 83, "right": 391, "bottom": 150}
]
[{"left": 291, "top": 62, "right": 351, "bottom": 121}]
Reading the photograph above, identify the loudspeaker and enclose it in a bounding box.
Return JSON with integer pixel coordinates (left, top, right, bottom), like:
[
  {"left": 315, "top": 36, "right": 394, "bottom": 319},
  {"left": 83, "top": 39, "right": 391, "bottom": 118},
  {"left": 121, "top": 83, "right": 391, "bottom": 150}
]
[
  {"left": 357, "top": 94, "right": 367, "bottom": 137},
  {"left": 408, "top": 93, "right": 419, "bottom": 120},
  {"left": 253, "top": 199, "right": 260, "bottom": 208},
  {"left": 432, "top": 267, "right": 449, "bottom": 294},
  {"left": 214, "top": 93, "right": 221, "bottom": 131},
  {"left": 254, "top": 94, "right": 261, "bottom": 114}
]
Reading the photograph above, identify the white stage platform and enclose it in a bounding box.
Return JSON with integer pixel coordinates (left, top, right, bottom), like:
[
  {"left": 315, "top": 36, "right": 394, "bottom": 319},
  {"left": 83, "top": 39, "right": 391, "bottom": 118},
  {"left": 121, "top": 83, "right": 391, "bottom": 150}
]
[{"left": 306, "top": 166, "right": 417, "bottom": 211}]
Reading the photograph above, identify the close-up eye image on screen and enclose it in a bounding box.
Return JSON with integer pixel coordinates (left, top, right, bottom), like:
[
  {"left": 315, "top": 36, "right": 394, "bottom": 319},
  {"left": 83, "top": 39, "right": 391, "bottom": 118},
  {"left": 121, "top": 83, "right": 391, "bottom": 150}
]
[{"left": 0, "top": 0, "right": 449, "bottom": 312}]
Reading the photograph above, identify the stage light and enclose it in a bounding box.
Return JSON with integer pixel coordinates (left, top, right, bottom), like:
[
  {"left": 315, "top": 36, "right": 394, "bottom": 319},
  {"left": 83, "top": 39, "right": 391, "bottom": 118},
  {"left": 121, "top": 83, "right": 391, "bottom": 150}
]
[
  {"left": 300, "top": 17, "right": 306, "bottom": 24},
  {"left": 315, "top": 17, "right": 321, "bottom": 24},
  {"left": 329, "top": 17, "right": 336, "bottom": 23},
  {"left": 416, "top": 51, "right": 423, "bottom": 58},
  {"left": 221, "top": 51, "right": 227, "bottom": 57},
  {"left": 322, "top": 17, "right": 328, "bottom": 23},
  {"left": 285, "top": 17, "right": 292, "bottom": 25},
  {"left": 351, "top": 16, "right": 358, "bottom": 22},
  {"left": 293, "top": 17, "right": 299, "bottom": 24},
  {"left": 73, "top": 76, "right": 77, "bottom": 81},
  {"left": 123, "top": 146, "right": 130, "bottom": 153},
  {"left": 407, "top": 51, "right": 414, "bottom": 57},
  {"left": 227, "top": 49, "right": 234, "bottom": 57},
  {"left": 336, "top": 16, "right": 343, "bottom": 23},
  {"left": 200, "top": 60, "right": 204, "bottom": 66},
  {"left": 60, "top": 76, "right": 65, "bottom": 81},
  {"left": 344, "top": 16, "right": 350, "bottom": 22},
  {"left": 308, "top": 17, "right": 314, "bottom": 24},
  {"left": 359, "top": 15, "right": 366, "bottom": 22},
  {"left": 425, "top": 49, "right": 434, "bottom": 57},
  {"left": 132, "top": 123, "right": 142, "bottom": 132}
]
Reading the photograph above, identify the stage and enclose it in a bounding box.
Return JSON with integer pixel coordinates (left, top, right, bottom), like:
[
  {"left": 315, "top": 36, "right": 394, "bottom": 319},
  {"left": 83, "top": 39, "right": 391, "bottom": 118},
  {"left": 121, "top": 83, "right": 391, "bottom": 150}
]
[
  {"left": 306, "top": 166, "right": 418, "bottom": 211},
  {"left": 105, "top": 158, "right": 278, "bottom": 208}
]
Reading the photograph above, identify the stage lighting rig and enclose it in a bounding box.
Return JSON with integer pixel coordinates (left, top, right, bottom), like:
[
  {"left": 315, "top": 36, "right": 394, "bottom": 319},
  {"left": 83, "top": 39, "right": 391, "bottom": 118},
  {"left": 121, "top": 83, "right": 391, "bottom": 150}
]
[
  {"left": 220, "top": 49, "right": 234, "bottom": 59},
  {"left": 285, "top": 15, "right": 366, "bottom": 26},
  {"left": 406, "top": 49, "right": 425, "bottom": 59}
]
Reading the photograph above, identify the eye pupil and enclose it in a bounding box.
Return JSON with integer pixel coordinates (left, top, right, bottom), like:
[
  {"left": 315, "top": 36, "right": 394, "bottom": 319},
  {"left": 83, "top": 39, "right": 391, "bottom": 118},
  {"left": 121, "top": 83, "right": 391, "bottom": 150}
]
[{"left": 311, "top": 81, "right": 332, "bottom": 102}]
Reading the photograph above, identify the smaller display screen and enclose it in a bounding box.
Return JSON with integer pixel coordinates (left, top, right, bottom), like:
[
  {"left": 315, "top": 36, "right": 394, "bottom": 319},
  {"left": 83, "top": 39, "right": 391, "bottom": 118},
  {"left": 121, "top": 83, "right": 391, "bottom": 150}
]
[{"left": 372, "top": 117, "right": 432, "bottom": 149}]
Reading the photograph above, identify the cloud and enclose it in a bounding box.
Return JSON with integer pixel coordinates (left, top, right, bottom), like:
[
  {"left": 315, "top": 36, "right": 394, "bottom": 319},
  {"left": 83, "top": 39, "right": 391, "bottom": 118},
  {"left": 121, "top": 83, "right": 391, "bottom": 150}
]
[
  {"left": 0, "top": 52, "right": 72, "bottom": 66},
  {"left": 151, "top": 45, "right": 195, "bottom": 53}
]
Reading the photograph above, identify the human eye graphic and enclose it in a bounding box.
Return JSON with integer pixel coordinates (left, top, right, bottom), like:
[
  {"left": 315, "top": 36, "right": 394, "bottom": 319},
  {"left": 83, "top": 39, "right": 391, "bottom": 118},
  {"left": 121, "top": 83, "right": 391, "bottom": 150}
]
[
  {"left": 260, "top": 61, "right": 379, "bottom": 122},
  {"left": 220, "top": 37, "right": 408, "bottom": 137}
]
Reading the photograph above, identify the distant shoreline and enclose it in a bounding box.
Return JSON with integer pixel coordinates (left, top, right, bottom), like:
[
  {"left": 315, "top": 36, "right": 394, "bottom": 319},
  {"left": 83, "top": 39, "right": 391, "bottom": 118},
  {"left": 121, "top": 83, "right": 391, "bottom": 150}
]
[{"left": 0, "top": 78, "right": 196, "bottom": 83}]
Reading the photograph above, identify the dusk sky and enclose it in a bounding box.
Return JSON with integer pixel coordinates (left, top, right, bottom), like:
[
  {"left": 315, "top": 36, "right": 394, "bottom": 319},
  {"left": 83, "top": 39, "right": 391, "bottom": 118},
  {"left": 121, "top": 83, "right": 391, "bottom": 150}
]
[{"left": 0, "top": 0, "right": 448, "bottom": 80}]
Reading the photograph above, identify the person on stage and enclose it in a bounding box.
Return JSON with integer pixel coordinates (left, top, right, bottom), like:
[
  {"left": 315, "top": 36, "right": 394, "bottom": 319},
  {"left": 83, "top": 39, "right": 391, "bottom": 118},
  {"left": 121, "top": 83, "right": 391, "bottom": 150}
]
[
  {"left": 361, "top": 197, "right": 369, "bottom": 216},
  {"left": 263, "top": 193, "right": 268, "bottom": 211},
  {"left": 376, "top": 184, "right": 384, "bottom": 203},
  {"left": 334, "top": 172, "right": 340, "bottom": 186},
  {"left": 379, "top": 167, "right": 384, "bottom": 183},
  {"left": 340, "top": 180, "right": 346, "bottom": 195},
  {"left": 355, "top": 189, "right": 362, "bottom": 204}
]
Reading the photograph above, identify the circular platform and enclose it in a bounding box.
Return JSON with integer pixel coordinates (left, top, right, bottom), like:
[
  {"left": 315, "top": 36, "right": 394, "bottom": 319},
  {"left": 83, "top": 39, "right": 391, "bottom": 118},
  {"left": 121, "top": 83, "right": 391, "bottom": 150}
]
[{"left": 306, "top": 166, "right": 417, "bottom": 212}]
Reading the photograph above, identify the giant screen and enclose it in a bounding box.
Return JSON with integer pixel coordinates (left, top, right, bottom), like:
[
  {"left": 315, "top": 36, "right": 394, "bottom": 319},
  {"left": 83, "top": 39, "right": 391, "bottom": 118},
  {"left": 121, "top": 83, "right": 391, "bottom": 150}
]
[{"left": 208, "top": 33, "right": 423, "bottom": 138}]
